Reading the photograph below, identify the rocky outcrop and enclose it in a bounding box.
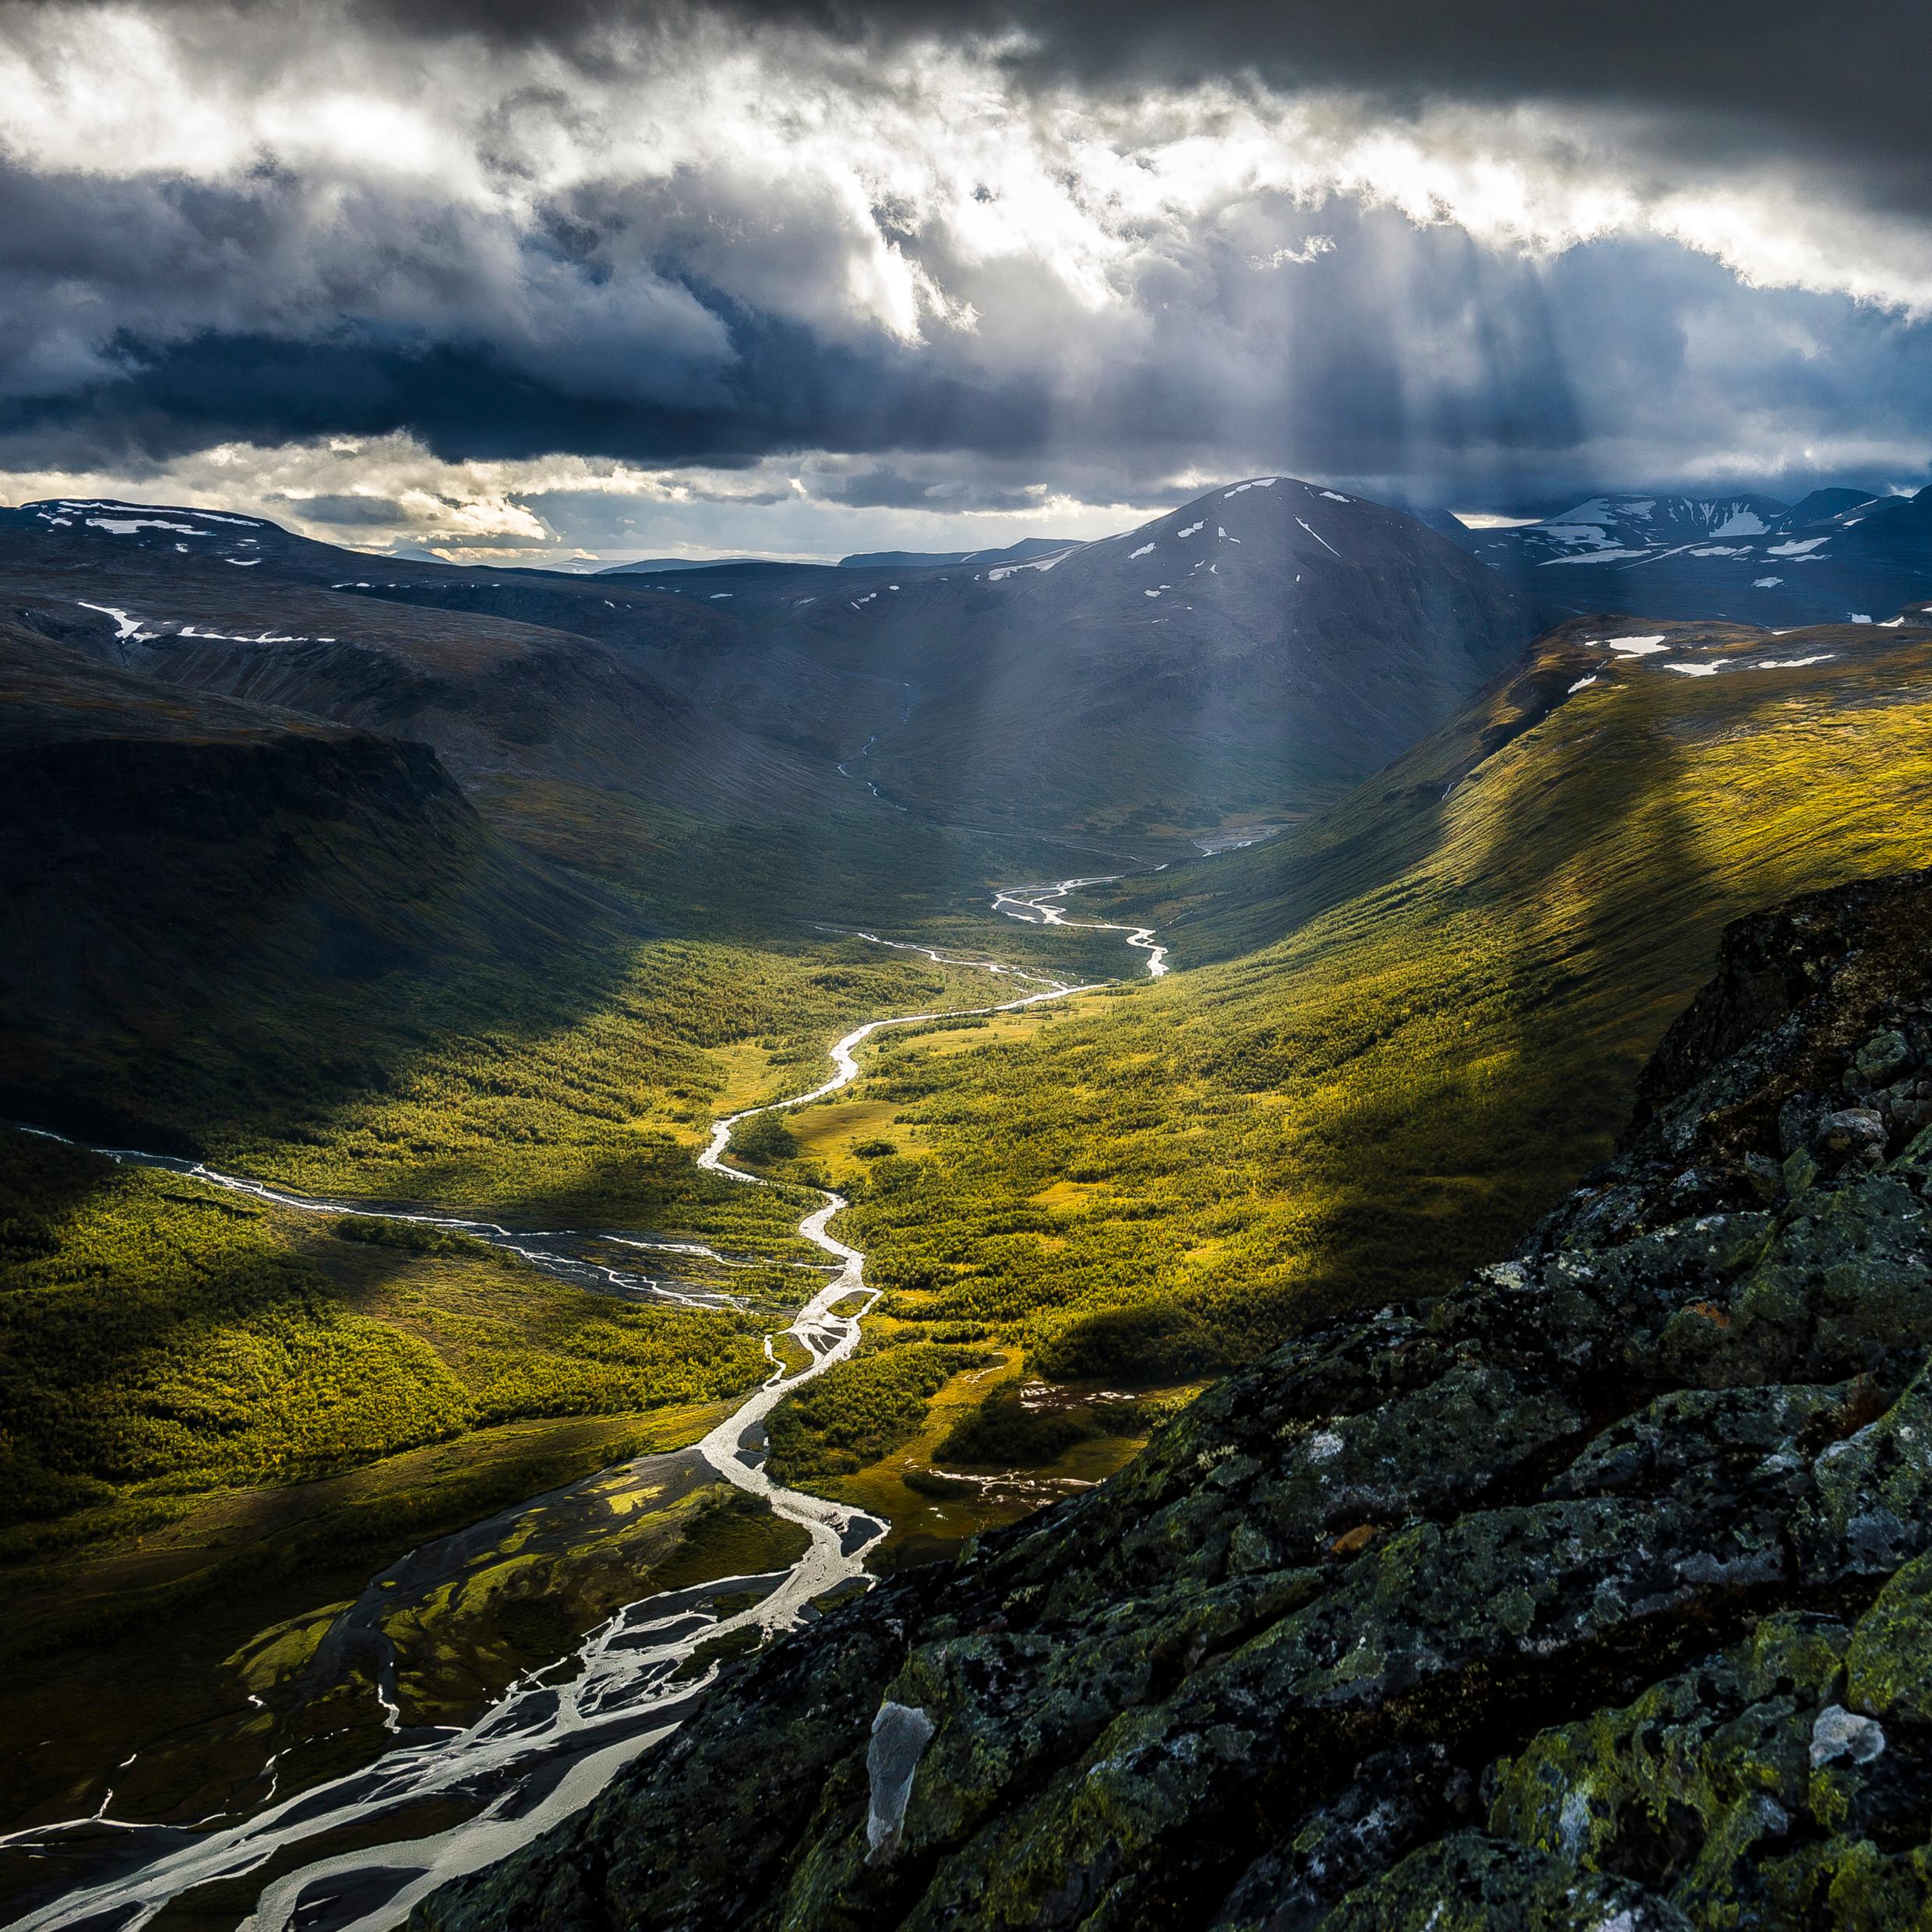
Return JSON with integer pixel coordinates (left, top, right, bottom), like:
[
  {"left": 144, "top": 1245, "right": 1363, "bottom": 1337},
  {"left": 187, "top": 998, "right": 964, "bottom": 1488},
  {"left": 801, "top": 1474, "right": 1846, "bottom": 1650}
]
[{"left": 416, "top": 868, "right": 1932, "bottom": 1931}]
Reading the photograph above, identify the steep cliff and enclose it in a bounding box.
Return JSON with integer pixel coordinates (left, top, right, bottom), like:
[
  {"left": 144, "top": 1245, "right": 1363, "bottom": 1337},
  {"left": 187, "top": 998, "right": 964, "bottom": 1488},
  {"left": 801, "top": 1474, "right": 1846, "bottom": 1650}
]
[{"left": 418, "top": 866, "right": 1932, "bottom": 1930}]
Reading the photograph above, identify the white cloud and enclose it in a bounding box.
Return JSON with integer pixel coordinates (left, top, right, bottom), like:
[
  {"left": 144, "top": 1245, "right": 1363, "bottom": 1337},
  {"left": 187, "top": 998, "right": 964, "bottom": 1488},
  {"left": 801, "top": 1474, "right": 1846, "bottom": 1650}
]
[
  {"left": 0, "top": 432, "right": 1162, "bottom": 564},
  {"left": 1, "top": 4, "right": 1930, "bottom": 358}
]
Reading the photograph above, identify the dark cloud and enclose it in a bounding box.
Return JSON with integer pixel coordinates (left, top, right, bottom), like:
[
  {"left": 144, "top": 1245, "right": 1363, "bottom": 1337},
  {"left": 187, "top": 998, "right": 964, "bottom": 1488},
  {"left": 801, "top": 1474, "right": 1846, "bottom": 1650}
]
[
  {"left": 806, "top": 466, "right": 1056, "bottom": 512},
  {"left": 39, "top": 0, "right": 1922, "bottom": 201},
  {"left": 0, "top": 311, "right": 1052, "bottom": 467},
  {"left": 1, "top": 0, "right": 1927, "bottom": 523},
  {"left": 306, "top": 2, "right": 1932, "bottom": 216},
  {"left": 5, "top": 192, "right": 1923, "bottom": 508}
]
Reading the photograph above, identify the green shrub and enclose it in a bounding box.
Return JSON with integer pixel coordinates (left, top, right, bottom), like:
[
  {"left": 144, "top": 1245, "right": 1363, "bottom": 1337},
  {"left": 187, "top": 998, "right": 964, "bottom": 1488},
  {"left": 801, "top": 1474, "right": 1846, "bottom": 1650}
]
[
  {"left": 729, "top": 1112, "right": 799, "bottom": 1164},
  {"left": 766, "top": 1341, "right": 988, "bottom": 1486},
  {"left": 934, "top": 1378, "right": 1092, "bottom": 1468}
]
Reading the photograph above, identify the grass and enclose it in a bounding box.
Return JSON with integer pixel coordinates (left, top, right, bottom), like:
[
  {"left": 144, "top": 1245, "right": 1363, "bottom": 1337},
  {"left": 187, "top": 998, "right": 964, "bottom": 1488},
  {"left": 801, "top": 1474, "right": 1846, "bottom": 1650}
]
[
  {"left": 0, "top": 918, "right": 1083, "bottom": 1556},
  {"left": 765, "top": 1335, "right": 993, "bottom": 1486},
  {"left": 164, "top": 936, "right": 1024, "bottom": 1253},
  {"left": 0, "top": 908, "right": 1103, "bottom": 1831}
]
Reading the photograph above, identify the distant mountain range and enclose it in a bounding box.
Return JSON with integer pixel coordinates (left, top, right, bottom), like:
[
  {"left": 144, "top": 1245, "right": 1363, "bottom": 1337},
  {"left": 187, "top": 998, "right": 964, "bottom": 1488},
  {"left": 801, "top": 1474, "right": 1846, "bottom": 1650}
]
[
  {"left": 598, "top": 538, "right": 1081, "bottom": 574},
  {"left": 1, "top": 481, "right": 1550, "bottom": 850},
  {"left": 576, "top": 478, "right": 1551, "bottom": 838},
  {"left": 831, "top": 536, "right": 1076, "bottom": 571},
  {"left": 1448, "top": 485, "right": 1932, "bottom": 625}
]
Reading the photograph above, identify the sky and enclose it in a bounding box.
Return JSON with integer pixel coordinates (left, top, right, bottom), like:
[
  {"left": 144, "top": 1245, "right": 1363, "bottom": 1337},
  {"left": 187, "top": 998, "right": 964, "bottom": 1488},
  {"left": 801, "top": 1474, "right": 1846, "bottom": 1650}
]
[{"left": 0, "top": 0, "right": 1928, "bottom": 565}]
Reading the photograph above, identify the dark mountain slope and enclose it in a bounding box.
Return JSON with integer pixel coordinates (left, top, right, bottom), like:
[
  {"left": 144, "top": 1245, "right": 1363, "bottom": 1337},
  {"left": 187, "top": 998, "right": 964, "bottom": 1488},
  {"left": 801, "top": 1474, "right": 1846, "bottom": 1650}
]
[
  {"left": 0, "top": 515, "right": 844, "bottom": 852},
  {"left": 417, "top": 866, "right": 1932, "bottom": 1932},
  {"left": 4, "top": 485, "right": 1553, "bottom": 850},
  {"left": 833, "top": 537, "right": 1076, "bottom": 571},
  {"left": 1775, "top": 486, "right": 1881, "bottom": 527},
  {"left": 0, "top": 623, "right": 614, "bottom": 1143},
  {"left": 730, "top": 477, "right": 1553, "bottom": 841}
]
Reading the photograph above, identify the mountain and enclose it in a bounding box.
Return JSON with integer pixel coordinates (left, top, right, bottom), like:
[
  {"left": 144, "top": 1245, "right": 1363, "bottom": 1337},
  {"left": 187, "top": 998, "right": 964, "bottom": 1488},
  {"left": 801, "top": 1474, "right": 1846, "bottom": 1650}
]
[
  {"left": 1454, "top": 486, "right": 1932, "bottom": 626},
  {"left": 416, "top": 865, "right": 1932, "bottom": 1932},
  {"left": 598, "top": 555, "right": 770, "bottom": 574},
  {"left": 13, "top": 483, "right": 1554, "bottom": 849},
  {"left": 847, "top": 477, "right": 1553, "bottom": 837},
  {"left": 654, "top": 477, "right": 1554, "bottom": 841},
  {"left": 0, "top": 619, "right": 610, "bottom": 1141},
  {"left": 1469, "top": 490, "right": 1793, "bottom": 564},
  {"left": 834, "top": 537, "right": 1076, "bottom": 571},
  {"left": 0, "top": 501, "right": 858, "bottom": 876},
  {"left": 1775, "top": 485, "right": 1882, "bottom": 527}
]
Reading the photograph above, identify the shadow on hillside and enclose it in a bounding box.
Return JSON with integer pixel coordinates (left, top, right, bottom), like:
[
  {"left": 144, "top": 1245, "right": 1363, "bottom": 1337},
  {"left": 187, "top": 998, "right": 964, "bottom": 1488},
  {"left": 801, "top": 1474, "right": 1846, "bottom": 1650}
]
[
  {"left": 1141, "top": 672, "right": 1719, "bottom": 1361},
  {"left": 1325, "top": 672, "right": 1712, "bottom": 1300}
]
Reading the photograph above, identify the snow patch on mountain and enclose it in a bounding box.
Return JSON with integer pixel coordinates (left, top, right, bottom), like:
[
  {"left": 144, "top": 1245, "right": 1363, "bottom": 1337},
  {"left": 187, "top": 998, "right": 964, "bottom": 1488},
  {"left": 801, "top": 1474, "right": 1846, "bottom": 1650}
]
[
  {"left": 76, "top": 601, "right": 150, "bottom": 640},
  {"left": 86, "top": 516, "right": 205, "bottom": 537},
  {"left": 987, "top": 549, "right": 1072, "bottom": 580}
]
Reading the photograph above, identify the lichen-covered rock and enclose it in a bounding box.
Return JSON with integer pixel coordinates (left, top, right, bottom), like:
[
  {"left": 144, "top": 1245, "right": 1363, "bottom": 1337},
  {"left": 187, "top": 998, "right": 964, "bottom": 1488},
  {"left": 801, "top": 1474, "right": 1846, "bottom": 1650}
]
[
  {"left": 413, "top": 869, "right": 1932, "bottom": 1931},
  {"left": 1313, "top": 1832, "right": 1697, "bottom": 1932}
]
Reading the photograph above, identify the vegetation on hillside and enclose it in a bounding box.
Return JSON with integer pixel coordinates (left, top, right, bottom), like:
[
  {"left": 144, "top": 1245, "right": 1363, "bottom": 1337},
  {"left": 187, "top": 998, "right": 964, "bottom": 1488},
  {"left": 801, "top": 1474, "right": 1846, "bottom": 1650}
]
[
  {"left": 830, "top": 621, "right": 1932, "bottom": 1386},
  {"left": 764, "top": 1338, "right": 991, "bottom": 1487},
  {"left": 0, "top": 1132, "right": 771, "bottom": 1548}
]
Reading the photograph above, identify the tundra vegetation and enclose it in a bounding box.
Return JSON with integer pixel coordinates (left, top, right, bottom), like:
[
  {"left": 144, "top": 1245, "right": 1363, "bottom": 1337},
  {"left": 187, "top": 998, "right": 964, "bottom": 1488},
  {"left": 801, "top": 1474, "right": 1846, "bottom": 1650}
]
[{"left": 8, "top": 609, "right": 1932, "bottom": 1856}]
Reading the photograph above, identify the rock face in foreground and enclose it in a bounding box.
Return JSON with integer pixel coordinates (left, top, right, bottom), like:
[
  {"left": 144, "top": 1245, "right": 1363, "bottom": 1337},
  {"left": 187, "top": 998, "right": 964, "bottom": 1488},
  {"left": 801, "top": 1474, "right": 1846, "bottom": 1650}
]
[{"left": 419, "top": 869, "right": 1932, "bottom": 1930}]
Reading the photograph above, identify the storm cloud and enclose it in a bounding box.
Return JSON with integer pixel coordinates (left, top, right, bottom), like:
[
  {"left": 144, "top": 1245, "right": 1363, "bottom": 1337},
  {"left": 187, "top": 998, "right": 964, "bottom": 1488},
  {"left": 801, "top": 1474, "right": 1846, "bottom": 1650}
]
[{"left": 0, "top": 0, "right": 1927, "bottom": 559}]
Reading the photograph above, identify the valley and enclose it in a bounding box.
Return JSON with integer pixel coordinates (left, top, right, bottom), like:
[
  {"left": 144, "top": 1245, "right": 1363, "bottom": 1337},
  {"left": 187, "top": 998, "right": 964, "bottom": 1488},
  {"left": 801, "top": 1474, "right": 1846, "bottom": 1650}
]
[
  {"left": 7, "top": 478, "right": 1932, "bottom": 1931},
  {"left": 2, "top": 881, "right": 1162, "bottom": 1931},
  {"left": 13, "top": 13, "right": 1932, "bottom": 1923}
]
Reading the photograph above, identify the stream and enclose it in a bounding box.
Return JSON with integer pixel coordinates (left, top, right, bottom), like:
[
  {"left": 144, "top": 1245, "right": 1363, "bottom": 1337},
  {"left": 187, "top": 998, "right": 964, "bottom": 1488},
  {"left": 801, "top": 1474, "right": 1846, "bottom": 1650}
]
[{"left": 6, "top": 880, "right": 1157, "bottom": 1932}]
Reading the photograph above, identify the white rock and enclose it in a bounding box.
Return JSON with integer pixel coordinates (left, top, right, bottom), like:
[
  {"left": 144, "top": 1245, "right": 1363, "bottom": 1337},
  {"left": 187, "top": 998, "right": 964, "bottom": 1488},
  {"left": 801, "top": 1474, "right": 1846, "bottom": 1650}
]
[
  {"left": 1810, "top": 1705, "right": 1886, "bottom": 1768},
  {"left": 866, "top": 1701, "right": 936, "bottom": 1863}
]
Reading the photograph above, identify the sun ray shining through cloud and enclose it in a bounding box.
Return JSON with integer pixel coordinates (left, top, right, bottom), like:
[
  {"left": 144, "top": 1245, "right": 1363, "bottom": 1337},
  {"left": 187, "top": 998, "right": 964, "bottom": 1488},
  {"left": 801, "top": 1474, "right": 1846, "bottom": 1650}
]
[{"left": 0, "top": 2, "right": 1925, "bottom": 553}]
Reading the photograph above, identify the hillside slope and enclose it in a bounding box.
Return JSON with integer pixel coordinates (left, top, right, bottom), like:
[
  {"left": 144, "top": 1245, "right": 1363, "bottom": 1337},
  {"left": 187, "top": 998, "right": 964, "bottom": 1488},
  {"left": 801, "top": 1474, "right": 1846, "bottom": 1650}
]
[
  {"left": 739, "top": 607, "right": 1932, "bottom": 1499},
  {"left": 0, "top": 622, "right": 619, "bottom": 1141},
  {"left": 417, "top": 866, "right": 1932, "bottom": 1932}
]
